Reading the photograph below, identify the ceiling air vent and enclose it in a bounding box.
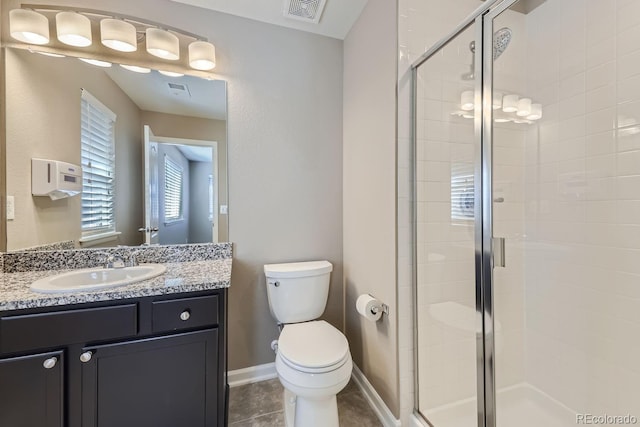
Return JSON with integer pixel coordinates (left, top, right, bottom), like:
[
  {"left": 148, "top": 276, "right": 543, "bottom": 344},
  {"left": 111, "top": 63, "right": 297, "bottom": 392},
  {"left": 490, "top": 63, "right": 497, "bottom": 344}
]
[
  {"left": 283, "top": 0, "right": 327, "bottom": 24},
  {"left": 167, "top": 82, "right": 191, "bottom": 98}
]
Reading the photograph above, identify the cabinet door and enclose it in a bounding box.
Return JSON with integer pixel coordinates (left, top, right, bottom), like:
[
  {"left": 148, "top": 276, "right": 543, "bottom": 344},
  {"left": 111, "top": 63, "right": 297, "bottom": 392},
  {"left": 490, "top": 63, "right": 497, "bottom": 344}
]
[
  {"left": 81, "top": 329, "right": 219, "bottom": 427},
  {"left": 0, "top": 351, "right": 64, "bottom": 427}
]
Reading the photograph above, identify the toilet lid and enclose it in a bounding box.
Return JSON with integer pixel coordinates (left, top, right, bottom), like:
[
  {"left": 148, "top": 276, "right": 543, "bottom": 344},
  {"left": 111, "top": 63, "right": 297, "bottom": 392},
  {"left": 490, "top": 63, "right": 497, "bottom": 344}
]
[{"left": 278, "top": 320, "right": 350, "bottom": 371}]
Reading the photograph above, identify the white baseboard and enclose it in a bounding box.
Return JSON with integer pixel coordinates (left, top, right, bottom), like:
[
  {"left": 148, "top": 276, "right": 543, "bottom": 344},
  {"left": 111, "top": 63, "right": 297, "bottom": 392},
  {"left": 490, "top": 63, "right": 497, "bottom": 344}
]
[
  {"left": 228, "top": 362, "right": 277, "bottom": 388},
  {"left": 351, "top": 364, "right": 402, "bottom": 427}
]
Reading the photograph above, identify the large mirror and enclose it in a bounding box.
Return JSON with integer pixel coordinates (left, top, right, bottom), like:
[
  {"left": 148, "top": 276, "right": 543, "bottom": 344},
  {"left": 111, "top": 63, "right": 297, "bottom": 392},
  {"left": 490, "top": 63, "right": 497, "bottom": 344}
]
[{"left": 3, "top": 47, "right": 228, "bottom": 251}]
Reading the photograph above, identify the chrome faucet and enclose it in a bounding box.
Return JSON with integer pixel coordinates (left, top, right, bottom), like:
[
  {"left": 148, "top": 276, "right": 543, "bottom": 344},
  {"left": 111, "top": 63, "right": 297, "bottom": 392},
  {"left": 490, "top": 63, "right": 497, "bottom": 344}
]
[
  {"left": 95, "top": 252, "right": 125, "bottom": 269},
  {"left": 125, "top": 251, "right": 140, "bottom": 267}
]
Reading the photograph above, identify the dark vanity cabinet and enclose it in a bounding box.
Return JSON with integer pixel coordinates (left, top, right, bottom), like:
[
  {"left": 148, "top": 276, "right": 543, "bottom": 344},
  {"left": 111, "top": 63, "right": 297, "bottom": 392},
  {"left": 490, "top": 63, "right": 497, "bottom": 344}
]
[
  {"left": 0, "top": 290, "right": 227, "bottom": 427},
  {"left": 0, "top": 350, "right": 64, "bottom": 427}
]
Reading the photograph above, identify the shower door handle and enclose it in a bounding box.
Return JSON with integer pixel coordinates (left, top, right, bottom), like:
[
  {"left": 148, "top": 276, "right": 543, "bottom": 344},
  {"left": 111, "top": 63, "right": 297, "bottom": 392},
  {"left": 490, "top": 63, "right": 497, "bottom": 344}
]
[{"left": 493, "top": 237, "right": 506, "bottom": 268}]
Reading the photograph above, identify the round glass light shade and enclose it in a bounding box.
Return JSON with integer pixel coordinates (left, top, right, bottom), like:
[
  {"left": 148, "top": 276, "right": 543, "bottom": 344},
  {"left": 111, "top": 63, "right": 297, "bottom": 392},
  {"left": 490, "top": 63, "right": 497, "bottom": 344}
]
[
  {"left": 79, "top": 58, "right": 112, "bottom": 68},
  {"left": 120, "top": 64, "right": 151, "bottom": 73},
  {"left": 9, "top": 9, "right": 50, "bottom": 45},
  {"left": 502, "top": 94, "right": 519, "bottom": 113},
  {"left": 460, "top": 90, "right": 474, "bottom": 111},
  {"left": 146, "top": 28, "right": 179, "bottom": 60},
  {"left": 56, "top": 11, "right": 92, "bottom": 47},
  {"left": 158, "top": 70, "right": 184, "bottom": 77},
  {"left": 189, "top": 41, "right": 216, "bottom": 70},
  {"left": 101, "top": 19, "right": 137, "bottom": 52},
  {"left": 516, "top": 98, "right": 532, "bottom": 117},
  {"left": 527, "top": 103, "right": 542, "bottom": 120}
]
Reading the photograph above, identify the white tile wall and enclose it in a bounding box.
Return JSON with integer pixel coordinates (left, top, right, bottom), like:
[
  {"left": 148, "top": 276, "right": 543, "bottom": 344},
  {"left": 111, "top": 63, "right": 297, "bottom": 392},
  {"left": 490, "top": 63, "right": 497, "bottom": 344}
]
[{"left": 523, "top": 0, "right": 640, "bottom": 417}]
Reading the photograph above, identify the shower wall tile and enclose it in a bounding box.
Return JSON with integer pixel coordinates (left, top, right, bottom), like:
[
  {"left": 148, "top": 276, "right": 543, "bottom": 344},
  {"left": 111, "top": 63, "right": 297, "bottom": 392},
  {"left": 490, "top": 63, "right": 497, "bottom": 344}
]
[{"left": 524, "top": 0, "right": 640, "bottom": 417}]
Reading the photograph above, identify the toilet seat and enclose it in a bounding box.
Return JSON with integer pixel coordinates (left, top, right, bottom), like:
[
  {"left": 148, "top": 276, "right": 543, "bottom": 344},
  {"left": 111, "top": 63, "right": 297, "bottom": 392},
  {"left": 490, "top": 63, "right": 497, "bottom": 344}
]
[{"left": 278, "top": 320, "right": 349, "bottom": 374}]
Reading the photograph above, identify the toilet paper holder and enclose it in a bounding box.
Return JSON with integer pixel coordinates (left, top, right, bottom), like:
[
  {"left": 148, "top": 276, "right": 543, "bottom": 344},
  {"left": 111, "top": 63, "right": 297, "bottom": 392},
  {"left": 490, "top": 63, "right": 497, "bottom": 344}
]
[{"left": 370, "top": 301, "right": 389, "bottom": 316}]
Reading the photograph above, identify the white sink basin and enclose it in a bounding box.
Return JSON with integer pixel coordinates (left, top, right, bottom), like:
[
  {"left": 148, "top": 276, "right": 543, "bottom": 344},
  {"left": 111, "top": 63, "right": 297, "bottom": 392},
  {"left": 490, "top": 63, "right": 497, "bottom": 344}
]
[{"left": 30, "top": 264, "right": 167, "bottom": 294}]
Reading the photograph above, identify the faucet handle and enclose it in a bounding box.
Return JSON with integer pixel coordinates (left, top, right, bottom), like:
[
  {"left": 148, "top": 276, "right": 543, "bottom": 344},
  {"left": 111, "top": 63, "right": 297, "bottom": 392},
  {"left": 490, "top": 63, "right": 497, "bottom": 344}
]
[
  {"left": 125, "top": 250, "right": 141, "bottom": 267},
  {"left": 93, "top": 251, "right": 114, "bottom": 268}
]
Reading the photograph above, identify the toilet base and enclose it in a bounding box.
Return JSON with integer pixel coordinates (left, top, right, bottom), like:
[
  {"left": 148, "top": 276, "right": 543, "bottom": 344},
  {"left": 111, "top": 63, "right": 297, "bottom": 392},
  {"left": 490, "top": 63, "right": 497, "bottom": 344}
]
[{"left": 283, "top": 388, "right": 339, "bottom": 427}]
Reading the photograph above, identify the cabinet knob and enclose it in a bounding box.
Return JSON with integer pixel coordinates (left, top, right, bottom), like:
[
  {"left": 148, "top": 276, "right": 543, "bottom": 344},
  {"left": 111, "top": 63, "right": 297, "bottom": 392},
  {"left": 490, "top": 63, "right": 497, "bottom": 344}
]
[
  {"left": 80, "top": 351, "right": 93, "bottom": 363},
  {"left": 43, "top": 357, "right": 57, "bottom": 369},
  {"left": 180, "top": 310, "right": 191, "bottom": 321}
]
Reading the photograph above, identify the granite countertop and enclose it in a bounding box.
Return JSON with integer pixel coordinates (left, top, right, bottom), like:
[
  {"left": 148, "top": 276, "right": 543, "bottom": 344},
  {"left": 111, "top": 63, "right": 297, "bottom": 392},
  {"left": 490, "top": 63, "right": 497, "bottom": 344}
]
[{"left": 0, "top": 259, "right": 232, "bottom": 311}]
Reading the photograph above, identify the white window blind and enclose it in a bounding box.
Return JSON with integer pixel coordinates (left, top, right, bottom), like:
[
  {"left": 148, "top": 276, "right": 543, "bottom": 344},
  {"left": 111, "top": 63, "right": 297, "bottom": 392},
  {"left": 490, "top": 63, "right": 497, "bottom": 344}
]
[
  {"left": 164, "top": 155, "right": 183, "bottom": 222},
  {"left": 451, "top": 163, "right": 475, "bottom": 221},
  {"left": 81, "top": 89, "right": 116, "bottom": 236}
]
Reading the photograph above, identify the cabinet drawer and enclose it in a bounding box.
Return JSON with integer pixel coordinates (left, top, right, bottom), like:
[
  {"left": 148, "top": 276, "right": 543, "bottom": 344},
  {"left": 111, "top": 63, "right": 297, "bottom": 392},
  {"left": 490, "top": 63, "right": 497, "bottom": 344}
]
[
  {"left": 152, "top": 295, "right": 219, "bottom": 333},
  {"left": 0, "top": 304, "right": 137, "bottom": 353}
]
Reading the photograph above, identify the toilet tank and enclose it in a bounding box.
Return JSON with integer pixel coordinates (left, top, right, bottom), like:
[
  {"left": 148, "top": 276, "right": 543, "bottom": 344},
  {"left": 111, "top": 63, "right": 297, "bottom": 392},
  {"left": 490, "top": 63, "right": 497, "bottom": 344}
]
[{"left": 264, "top": 260, "right": 333, "bottom": 324}]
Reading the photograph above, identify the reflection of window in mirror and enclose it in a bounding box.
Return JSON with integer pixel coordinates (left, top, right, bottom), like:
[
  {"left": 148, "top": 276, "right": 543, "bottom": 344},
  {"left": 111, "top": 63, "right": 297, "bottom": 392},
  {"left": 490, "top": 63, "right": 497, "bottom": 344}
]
[
  {"left": 164, "top": 154, "right": 184, "bottom": 223},
  {"left": 80, "top": 89, "right": 116, "bottom": 238},
  {"left": 451, "top": 163, "right": 474, "bottom": 224}
]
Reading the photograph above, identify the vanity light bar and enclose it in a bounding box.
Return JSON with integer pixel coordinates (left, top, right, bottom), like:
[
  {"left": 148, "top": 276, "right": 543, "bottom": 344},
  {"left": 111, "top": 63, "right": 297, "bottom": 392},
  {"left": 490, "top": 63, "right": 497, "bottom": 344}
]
[{"left": 8, "top": 6, "right": 217, "bottom": 72}]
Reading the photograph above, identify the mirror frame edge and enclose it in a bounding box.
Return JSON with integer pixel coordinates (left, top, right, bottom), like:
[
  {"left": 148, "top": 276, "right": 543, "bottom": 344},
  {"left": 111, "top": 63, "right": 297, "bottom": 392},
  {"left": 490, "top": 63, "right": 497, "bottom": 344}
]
[{"left": 1, "top": 47, "right": 7, "bottom": 252}]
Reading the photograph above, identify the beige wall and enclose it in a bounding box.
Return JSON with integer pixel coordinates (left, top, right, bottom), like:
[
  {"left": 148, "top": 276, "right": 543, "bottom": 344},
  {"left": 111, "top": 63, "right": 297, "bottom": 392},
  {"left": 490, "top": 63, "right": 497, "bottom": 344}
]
[
  {"left": 140, "top": 110, "right": 228, "bottom": 241},
  {"left": 5, "top": 48, "right": 142, "bottom": 250},
  {"left": 343, "top": 0, "right": 399, "bottom": 417},
  {"left": 2, "top": 0, "right": 344, "bottom": 370}
]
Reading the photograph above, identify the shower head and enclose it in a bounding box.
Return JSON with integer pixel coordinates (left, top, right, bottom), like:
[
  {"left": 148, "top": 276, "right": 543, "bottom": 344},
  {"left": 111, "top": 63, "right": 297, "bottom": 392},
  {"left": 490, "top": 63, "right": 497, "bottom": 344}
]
[
  {"left": 492, "top": 27, "right": 512, "bottom": 59},
  {"left": 461, "top": 27, "right": 513, "bottom": 80},
  {"left": 468, "top": 27, "right": 513, "bottom": 59}
]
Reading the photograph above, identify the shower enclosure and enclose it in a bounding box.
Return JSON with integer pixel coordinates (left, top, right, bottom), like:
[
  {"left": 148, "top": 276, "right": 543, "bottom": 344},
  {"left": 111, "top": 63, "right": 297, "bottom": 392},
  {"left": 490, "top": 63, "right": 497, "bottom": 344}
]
[{"left": 412, "top": 0, "right": 640, "bottom": 426}]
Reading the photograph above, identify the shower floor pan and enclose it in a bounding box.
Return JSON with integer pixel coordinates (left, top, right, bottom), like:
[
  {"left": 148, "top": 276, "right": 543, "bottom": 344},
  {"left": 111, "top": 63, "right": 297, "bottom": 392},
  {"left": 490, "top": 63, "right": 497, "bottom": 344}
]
[{"left": 423, "top": 383, "right": 576, "bottom": 427}]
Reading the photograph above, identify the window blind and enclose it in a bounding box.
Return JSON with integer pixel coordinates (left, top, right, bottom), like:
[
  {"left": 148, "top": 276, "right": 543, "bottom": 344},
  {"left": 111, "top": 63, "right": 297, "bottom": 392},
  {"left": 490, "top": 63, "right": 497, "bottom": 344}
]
[
  {"left": 451, "top": 163, "right": 475, "bottom": 221},
  {"left": 80, "top": 89, "right": 116, "bottom": 236},
  {"left": 164, "top": 155, "right": 183, "bottom": 222}
]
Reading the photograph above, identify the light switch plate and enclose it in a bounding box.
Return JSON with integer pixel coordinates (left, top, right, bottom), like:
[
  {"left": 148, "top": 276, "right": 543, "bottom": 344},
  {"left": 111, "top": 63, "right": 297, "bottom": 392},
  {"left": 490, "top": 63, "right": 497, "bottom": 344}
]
[
  {"left": 6, "top": 196, "right": 15, "bottom": 220},
  {"left": 219, "top": 205, "right": 228, "bottom": 215}
]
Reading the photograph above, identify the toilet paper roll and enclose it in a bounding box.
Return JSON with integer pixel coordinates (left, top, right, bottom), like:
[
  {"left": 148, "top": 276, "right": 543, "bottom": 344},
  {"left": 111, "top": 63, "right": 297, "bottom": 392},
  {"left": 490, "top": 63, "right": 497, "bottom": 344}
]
[{"left": 356, "top": 294, "right": 383, "bottom": 322}]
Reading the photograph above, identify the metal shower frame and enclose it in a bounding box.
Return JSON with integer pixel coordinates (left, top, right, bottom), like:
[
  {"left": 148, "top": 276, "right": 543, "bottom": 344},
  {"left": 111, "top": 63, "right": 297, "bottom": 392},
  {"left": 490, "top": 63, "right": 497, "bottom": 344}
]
[{"left": 410, "top": 0, "right": 521, "bottom": 426}]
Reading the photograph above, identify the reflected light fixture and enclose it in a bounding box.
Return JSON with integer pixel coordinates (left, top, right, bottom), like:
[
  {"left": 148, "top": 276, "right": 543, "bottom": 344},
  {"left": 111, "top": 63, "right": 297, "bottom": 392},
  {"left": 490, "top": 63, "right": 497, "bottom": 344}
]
[
  {"left": 527, "top": 103, "right": 542, "bottom": 120},
  {"left": 460, "top": 91, "right": 474, "bottom": 111},
  {"left": 493, "top": 92, "right": 503, "bottom": 110},
  {"left": 9, "top": 9, "right": 50, "bottom": 45},
  {"left": 146, "top": 28, "right": 180, "bottom": 60},
  {"left": 79, "top": 58, "right": 112, "bottom": 67},
  {"left": 101, "top": 19, "right": 137, "bottom": 52},
  {"left": 120, "top": 64, "right": 151, "bottom": 73},
  {"left": 516, "top": 98, "right": 532, "bottom": 117},
  {"left": 502, "top": 94, "right": 519, "bottom": 113},
  {"left": 158, "top": 70, "right": 185, "bottom": 77},
  {"left": 56, "top": 11, "right": 92, "bottom": 47},
  {"left": 189, "top": 41, "right": 216, "bottom": 71}
]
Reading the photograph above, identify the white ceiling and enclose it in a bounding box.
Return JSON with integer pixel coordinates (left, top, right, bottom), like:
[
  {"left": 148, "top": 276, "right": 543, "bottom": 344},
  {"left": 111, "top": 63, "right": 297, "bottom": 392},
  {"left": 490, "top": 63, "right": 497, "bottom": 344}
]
[
  {"left": 105, "top": 67, "right": 227, "bottom": 120},
  {"left": 170, "top": 0, "right": 369, "bottom": 40},
  {"left": 177, "top": 144, "right": 213, "bottom": 162}
]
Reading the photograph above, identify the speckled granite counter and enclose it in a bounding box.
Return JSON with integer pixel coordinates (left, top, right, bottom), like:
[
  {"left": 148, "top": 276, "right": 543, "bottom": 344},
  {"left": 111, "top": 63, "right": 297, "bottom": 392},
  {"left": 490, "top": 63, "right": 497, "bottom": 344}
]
[{"left": 0, "top": 258, "right": 232, "bottom": 311}]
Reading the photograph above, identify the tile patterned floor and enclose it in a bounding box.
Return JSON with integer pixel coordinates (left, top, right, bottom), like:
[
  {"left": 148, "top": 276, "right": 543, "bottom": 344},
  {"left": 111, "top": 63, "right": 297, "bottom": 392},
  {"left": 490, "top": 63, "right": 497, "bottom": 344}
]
[{"left": 228, "top": 378, "right": 383, "bottom": 426}]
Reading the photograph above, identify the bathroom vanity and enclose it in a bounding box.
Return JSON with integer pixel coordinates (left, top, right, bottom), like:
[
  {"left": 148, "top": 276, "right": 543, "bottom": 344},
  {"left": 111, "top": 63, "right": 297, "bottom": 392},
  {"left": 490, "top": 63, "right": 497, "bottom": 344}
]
[{"left": 0, "top": 246, "right": 232, "bottom": 427}]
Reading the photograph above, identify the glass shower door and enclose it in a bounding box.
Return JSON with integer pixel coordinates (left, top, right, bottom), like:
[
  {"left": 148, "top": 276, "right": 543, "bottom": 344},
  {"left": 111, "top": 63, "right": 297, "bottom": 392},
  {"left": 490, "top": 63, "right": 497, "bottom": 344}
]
[
  {"left": 487, "top": 0, "right": 640, "bottom": 425},
  {"left": 414, "top": 23, "right": 484, "bottom": 427}
]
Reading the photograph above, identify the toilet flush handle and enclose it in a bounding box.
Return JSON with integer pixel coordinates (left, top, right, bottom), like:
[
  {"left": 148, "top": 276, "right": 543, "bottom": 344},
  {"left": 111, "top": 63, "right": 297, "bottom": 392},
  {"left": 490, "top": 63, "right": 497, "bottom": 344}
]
[{"left": 268, "top": 280, "right": 280, "bottom": 287}]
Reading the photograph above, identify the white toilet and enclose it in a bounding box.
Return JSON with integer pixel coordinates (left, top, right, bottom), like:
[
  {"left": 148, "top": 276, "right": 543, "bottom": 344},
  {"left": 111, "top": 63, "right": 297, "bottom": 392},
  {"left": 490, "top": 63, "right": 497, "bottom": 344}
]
[{"left": 264, "top": 260, "right": 353, "bottom": 427}]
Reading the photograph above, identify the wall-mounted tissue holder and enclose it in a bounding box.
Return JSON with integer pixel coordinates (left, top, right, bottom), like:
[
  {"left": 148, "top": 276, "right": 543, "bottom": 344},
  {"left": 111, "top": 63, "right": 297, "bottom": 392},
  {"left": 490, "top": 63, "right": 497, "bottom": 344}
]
[{"left": 356, "top": 294, "right": 389, "bottom": 322}]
